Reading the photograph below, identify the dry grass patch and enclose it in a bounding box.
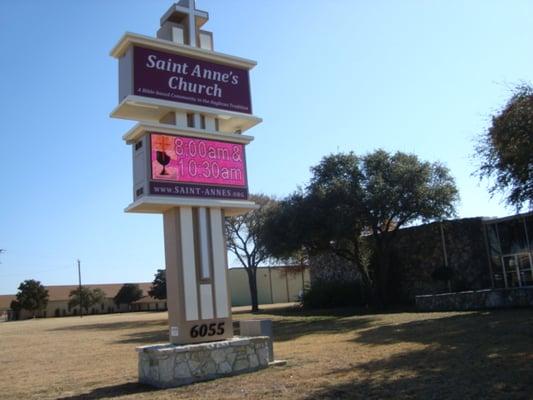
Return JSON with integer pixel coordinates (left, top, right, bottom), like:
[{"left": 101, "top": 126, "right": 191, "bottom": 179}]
[{"left": 0, "top": 306, "right": 532, "bottom": 399}]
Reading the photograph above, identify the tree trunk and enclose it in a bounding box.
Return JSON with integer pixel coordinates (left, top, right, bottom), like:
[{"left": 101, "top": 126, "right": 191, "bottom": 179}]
[
  {"left": 376, "top": 254, "right": 389, "bottom": 306},
  {"left": 374, "top": 239, "right": 390, "bottom": 307},
  {"left": 246, "top": 267, "right": 259, "bottom": 313}
]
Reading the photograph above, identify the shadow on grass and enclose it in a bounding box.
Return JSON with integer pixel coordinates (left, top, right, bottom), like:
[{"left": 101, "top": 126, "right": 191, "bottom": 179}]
[
  {"left": 113, "top": 307, "right": 376, "bottom": 344},
  {"left": 112, "top": 319, "right": 373, "bottom": 345},
  {"left": 272, "top": 315, "right": 373, "bottom": 342},
  {"left": 49, "top": 319, "right": 167, "bottom": 332},
  {"left": 303, "top": 309, "right": 533, "bottom": 399},
  {"left": 236, "top": 304, "right": 415, "bottom": 318},
  {"left": 235, "top": 305, "right": 414, "bottom": 343},
  {"left": 115, "top": 328, "right": 169, "bottom": 344},
  {"left": 56, "top": 382, "right": 159, "bottom": 400}
]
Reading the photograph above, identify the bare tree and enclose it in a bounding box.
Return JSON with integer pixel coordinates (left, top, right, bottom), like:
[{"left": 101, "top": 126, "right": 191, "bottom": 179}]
[{"left": 225, "top": 194, "right": 277, "bottom": 312}]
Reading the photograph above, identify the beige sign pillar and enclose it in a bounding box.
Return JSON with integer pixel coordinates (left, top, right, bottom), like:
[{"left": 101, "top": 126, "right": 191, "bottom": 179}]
[{"left": 163, "top": 206, "right": 233, "bottom": 343}]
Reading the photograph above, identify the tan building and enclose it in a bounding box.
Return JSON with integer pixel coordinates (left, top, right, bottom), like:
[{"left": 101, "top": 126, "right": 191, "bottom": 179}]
[
  {"left": 229, "top": 266, "right": 311, "bottom": 306},
  {"left": 0, "top": 297, "right": 13, "bottom": 321},
  {"left": 0, "top": 266, "right": 309, "bottom": 320},
  {"left": 0, "top": 283, "right": 159, "bottom": 320}
]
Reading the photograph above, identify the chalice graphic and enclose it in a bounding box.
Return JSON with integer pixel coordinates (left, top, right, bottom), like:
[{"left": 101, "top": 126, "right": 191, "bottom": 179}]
[{"left": 156, "top": 151, "right": 171, "bottom": 175}]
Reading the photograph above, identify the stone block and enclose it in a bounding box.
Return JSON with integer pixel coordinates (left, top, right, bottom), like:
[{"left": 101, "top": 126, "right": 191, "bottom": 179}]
[
  {"left": 217, "top": 361, "right": 232, "bottom": 374},
  {"left": 158, "top": 356, "right": 175, "bottom": 382},
  {"left": 240, "top": 319, "right": 273, "bottom": 338},
  {"left": 257, "top": 347, "right": 269, "bottom": 365},
  {"left": 137, "top": 336, "right": 271, "bottom": 388},
  {"left": 227, "top": 352, "right": 236, "bottom": 365},
  {"left": 174, "top": 362, "right": 191, "bottom": 378},
  {"left": 211, "top": 349, "right": 226, "bottom": 363},
  {"left": 234, "top": 359, "right": 250, "bottom": 371},
  {"left": 415, "top": 287, "right": 533, "bottom": 311},
  {"left": 240, "top": 322, "right": 274, "bottom": 362},
  {"left": 204, "top": 360, "right": 217, "bottom": 375},
  {"left": 249, "top": 354, "right": 259, "bottom": 368}
]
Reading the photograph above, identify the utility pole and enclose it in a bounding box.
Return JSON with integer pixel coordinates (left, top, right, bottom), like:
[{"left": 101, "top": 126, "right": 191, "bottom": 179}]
[{"left": 77, "top": 259, "right": 83, "bottom": 318}]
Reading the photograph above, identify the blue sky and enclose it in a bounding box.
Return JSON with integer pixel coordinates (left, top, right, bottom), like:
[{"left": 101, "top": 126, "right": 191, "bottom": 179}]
[{"left": 1, "top": 0, "right": 532, "bottom": 294}]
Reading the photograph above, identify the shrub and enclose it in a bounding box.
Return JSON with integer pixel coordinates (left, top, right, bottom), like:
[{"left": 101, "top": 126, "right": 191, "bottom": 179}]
[{"left": 301, "top": 280, "right": 368, "bottom": 309}]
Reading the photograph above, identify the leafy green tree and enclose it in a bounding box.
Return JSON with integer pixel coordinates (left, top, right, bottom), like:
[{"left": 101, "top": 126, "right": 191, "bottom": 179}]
[
  {"left": 359, "top": 150, "right": 458, "bottom": 303},
  {"left": 261, "top": 154, "right": 371, "bottom": 293},
  {"left": 15, "top": 279, "right": 49, "bottom": 317},
  {"left": 68, "top": 287, "right": 106, "bottom": 314},
  {"left": 475, "top": 84, "right": 533, "bottom": 210},
  {"left": 114, "top": 283, "right": 143, "bottom": 310},
  {"left": 9, "top": 300, "right": 21, "bottom": 320},
  {"left": 225, "top": 194, "right": 278, "bottom": 312},
  {"left": 148, "top": 269, "right": 167, "bottom": 300},
  {"left": 261, "top": 150, "right": 458, "bottom": 305}
]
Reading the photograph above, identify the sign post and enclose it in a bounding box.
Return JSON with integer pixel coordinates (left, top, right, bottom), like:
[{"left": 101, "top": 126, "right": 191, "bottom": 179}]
[{"left": 111, "top": 1, "right": 271, "bottom": 387}]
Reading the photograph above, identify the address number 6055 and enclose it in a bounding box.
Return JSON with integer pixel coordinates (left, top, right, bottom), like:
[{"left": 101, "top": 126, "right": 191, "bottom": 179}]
[{"left": 190, "top": 322, "right": 225, "bottom": 338}]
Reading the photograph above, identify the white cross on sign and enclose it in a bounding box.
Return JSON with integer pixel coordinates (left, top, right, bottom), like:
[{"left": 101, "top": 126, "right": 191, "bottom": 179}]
[
  {"left": 184, "top": 0, "right": 197, "bottom": 47},
  {"left": 178, "top": 0, "right": 201, "bottom": 47}
]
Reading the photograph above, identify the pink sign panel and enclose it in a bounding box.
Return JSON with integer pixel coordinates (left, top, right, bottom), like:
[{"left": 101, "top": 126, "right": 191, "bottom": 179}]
[{"left": 151, "top": 134, "right": 247, "bottom": 189}]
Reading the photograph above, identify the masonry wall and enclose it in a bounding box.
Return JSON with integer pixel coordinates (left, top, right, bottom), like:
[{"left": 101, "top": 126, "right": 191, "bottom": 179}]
[
  {"left": 309, "top": 252, "right": 360, "bottom": 283},
  {"left": 392, "top": 218, "right": 491, "bottom": 301},
  {"left": 308, "top": 218, "right": 493, "bottom": 303}
]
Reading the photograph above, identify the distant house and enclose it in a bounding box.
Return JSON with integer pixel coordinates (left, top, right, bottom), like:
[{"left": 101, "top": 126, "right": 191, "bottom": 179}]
[
  {"left": 0, "top": 296, "right": 15, "bottom": 321},
  {"left": 0, "top": 266, "right": 310, "bottom": 320},
  {"left": 0, "top": 283, "right": 164, "bottom": 321}
]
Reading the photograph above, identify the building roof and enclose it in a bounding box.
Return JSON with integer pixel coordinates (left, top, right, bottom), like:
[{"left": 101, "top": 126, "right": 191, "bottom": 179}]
[
  {"left": 482, "top": 210, "right": 533, "bottom": 223},
  {"left": 0, "top": 295, "right": 16, "bottom": 311},
  {"left": 0, "top": 282, "right": 154, "bottom": 310},
  {"left": 132, "top": 296, "right": 165, "bottom": 304}
]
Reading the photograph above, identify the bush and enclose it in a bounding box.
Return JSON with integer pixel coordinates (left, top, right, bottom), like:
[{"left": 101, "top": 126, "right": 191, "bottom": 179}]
[{"left": 301, "top": 280, "right": 368, "bottom": 309}]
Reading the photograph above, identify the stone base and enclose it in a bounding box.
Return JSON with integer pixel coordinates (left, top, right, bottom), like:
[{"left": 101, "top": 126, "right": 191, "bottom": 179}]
[
  {"left": 415, "top": 287, "right": 533, "bottom": 311},
  {"left": 137, "top": 336, "right": 271, "bottom": 388}
]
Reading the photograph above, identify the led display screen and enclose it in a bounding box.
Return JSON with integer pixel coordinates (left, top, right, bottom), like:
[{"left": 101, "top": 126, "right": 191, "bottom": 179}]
[{"left": 150, "top": 133, "right": 248, "bottom": 200}]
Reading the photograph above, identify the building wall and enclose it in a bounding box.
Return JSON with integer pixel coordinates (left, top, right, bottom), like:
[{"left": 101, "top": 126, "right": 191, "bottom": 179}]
[
  {"left": 309, "top": 252, "right": 360, "bottom": 283},
  {"left": 391, "top": 218, "right": 491, "bottom": 301},
  {"left": 228, "top": 266, "right": 311, "bottom": 307},
  {"left": 133, "top": 301, "right": 167, "bottom": 311},
  {"left": 24, "top": 298, "right": 132, "bottom": 319}
]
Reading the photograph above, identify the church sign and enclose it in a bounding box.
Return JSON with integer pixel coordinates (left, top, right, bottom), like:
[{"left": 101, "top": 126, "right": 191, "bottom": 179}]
[
  {"left": 120, "top": 45, "right": 252, "bottom": 114},
  {"left": 110, "top": 0, "right": 278, "bottom": 389}
]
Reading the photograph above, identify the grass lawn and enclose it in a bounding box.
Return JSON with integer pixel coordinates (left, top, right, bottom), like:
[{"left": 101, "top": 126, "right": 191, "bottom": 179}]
[{"left": 0, "top": 305, "right": 532, "bottom": 399}]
